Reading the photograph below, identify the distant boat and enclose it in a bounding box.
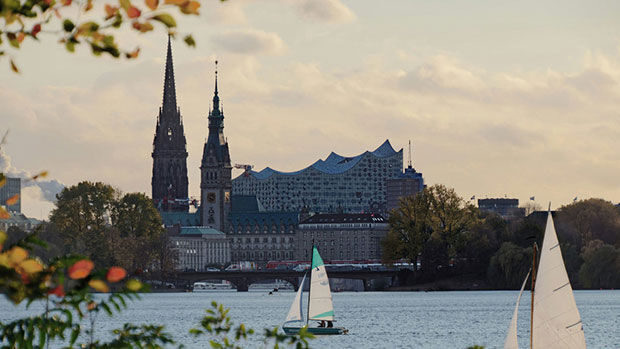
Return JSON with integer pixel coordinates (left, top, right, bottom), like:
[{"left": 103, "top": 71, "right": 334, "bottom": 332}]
[
  {"left": 282, "top": 245, "right": 348, "bottom": 335},
  {"left": 193, "top": 281, "right": 233, "bottom": 291},
  {"left": 503, "top": 211, "right": 586, "bottom": 349}
]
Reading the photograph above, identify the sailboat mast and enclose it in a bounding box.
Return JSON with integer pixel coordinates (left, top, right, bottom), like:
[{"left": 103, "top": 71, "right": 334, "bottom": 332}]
[
  {"left": 530, "top": 242, "right": 538, "bottom": 349},
  {"left": 307, "top": 240, "right": 314, "bottom": 326}
]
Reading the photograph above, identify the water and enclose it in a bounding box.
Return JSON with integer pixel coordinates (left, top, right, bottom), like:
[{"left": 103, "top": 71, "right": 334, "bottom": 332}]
[{"left": 1, "top": 291, "right": 618, "bottom": 348}]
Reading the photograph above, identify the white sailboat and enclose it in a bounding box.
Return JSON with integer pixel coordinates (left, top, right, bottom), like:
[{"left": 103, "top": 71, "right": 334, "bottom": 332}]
[
  {"left": 503, "top": 211, "right": 586, "bottom": 349},
  {"left": 282, "top": 245, "right": 347, "bottom": 335}
]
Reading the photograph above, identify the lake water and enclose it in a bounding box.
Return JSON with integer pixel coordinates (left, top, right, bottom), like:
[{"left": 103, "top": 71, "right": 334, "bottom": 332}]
[{"left": 1, "top": 290, "right": 619, "bottom": 348}]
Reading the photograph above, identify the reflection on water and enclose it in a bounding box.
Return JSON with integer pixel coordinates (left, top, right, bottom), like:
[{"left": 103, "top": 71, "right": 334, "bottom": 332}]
[{"left": 1, "top": 291, "right": 618, "bottom": 348}]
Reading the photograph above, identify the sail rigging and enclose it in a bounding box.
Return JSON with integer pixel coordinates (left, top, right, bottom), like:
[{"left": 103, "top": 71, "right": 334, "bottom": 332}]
[
  {"left": 284, "top": 274, "right": 306, "bottom": 325},
  {"left": 532, "top": 212, "right": 586, "bottom": 348},
  {"left": 308, "top": 246, "right": 335, "bottom": 321},
  {"left": 503, "top": 270, "right": 531, "bottom": 349}
]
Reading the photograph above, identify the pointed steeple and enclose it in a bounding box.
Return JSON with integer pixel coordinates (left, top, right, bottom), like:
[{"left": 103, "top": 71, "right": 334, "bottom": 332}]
[
  {"left": 212, "top": 60, "right": 220, "bottom": 114},
  {"left": 162, "top": 35, "right": 177, "bottom": 113}
]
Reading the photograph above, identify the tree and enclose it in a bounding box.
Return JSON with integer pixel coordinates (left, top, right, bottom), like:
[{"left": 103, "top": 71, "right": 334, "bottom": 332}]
[
  {"left": 578, "top": 240, "right": 620, "bottom": 289},
  {"left": 382, "top": 184, "right": 479, "bottom": 273},
  {"left": 486, "top": 242, "right": 533, "bottom": 289},
  {"left": 50, "top": 181, "right": 118, "bottom": 267},
  {"left": 0, "top": 0, "right": 217, "bottom": 73},
  {"left": 556, "top": 198, "right": 620, "bottom": 249}
]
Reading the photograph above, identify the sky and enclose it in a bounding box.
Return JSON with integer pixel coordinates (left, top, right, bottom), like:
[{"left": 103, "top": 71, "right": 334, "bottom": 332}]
[{"left": 2, "top": 0, "right": 620, "bottom": 219}]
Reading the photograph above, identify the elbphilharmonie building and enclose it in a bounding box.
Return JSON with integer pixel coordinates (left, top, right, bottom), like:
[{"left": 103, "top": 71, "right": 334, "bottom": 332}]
[{"left": 232, "top": 140, "right": 403, "bottom": 214}]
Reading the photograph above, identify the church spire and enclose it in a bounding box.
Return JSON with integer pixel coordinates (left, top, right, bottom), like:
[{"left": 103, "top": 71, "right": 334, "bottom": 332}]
[
  {"left": 162, "top": 35, "right": 177, "bottom": 113},
  {"left": 212, "top": 60, "right": 220, "bottom": 113}
]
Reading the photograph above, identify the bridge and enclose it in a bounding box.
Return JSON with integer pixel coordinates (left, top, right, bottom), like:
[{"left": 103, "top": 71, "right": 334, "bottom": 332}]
[{"left": 175, "top": 270, "right": 402, "bottom": 292}]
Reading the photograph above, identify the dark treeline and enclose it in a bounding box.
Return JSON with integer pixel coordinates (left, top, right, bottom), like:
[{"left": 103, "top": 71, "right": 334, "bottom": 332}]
[
  {"left": 382, "top": 184, "right": 620, "bottom": 289},
  {"left": 7, "top": 181, "right": 176, "bottom": 279}
]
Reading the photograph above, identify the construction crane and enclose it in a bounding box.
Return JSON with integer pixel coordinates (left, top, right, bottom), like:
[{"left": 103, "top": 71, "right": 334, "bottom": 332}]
[{"left": 234, "top": 164, "right": 253, "bottom": 177}]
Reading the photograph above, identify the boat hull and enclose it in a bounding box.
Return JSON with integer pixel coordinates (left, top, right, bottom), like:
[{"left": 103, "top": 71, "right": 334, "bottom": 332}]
[{"left": 282, "top": 326, "right": 347, "bottom": 335}]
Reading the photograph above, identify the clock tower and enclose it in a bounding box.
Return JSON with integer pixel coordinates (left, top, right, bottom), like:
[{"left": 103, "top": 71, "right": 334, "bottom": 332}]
[{"left": 200, "top": 62, "right": 232, "bottom": 231}]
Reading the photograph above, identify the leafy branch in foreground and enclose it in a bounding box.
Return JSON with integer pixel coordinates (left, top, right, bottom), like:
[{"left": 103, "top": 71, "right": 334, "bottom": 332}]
[{"left": 0, "top": 0, "right": 217, "bottom": 73}]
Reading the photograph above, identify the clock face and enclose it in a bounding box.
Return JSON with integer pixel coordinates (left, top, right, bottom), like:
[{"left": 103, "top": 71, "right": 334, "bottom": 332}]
[{"left": 207, "top": 192, "right": 216, "bottom": 203}]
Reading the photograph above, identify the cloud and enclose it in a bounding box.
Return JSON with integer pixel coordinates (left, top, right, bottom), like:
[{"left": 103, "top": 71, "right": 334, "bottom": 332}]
[
  {"left": 0, "top": 148, "right": 65, "bottom": 209},
  {"left": 294, "top": 0, "right": 356, "bottom": 23},
  {"left": 211, "top": 29, "right": 285, "bottom": 55}
]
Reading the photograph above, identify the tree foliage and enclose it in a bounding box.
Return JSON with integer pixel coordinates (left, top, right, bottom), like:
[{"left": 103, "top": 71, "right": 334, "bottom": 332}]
[
  {"left": 578, "top": 240, "right": 620, "bottom": 289},
  {"left": 0, "top": 0, "right": 217, "bottom": 73}
]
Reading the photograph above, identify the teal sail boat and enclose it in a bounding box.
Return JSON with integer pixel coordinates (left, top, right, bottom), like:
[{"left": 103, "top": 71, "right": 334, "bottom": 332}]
[
  {"left": 282, "top": 246, "right": 347, "bottom": 335},
  {"left": 503, "top": 211, "right": 586, "bottom": 349}
]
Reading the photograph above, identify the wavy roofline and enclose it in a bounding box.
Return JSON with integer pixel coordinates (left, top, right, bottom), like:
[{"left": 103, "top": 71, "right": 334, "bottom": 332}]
[{"left": 235, "top": 140, "right": 402, "bottom": 180}]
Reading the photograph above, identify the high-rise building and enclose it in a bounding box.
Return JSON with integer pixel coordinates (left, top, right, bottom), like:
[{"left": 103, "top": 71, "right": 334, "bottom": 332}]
[
  {"left": 232, "top": 140, "right": 403, "bottom": 214},
  {"left": 151, "top": 36, "right": 189, "bottom": 212},
  {"left": 200, "top": 62, "right": 232, "bottom": 231},
  {"left": 386, "top": 168, "right": 425, "bottom": 213},
  {"left": 0, "top": 177, "right": 20, "bottom": 213}
]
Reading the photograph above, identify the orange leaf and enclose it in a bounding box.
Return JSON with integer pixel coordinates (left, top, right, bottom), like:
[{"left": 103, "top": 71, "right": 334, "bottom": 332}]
[
  {"left": 145, "top": 0, "right": 158, "bottom": 10},
  {"left": 127, "top": 6, "right": 141, "bottom": 18},
  {"left": 6, "top": 194, "right": 19, "bottom": 206},
  {"left": 181, "top": 0, "right": 200, "bottom": 15},
  {"left": 68, "top": 259, "right": 94, "bottom": 279},
  {"left": 62, "top": 0, "right": 72, "bottom": 5},
  {"left": 19, "top": 259, "right": 44, "bottom": 274},
  {"left": 7, "top": 247, "right": 28, "bottom": 266},
  {"left": 0, "top": 207, "right": 10, "bottom": 219},
  {"left": 106, "top": 266, "right": 127, "bottom": 282},
  {"left": 48, "top": 285, "right": 65, "bottom": 297},
  {"left": 164, "top": 0, "right": 186, "bottom": 5},
  {"left": 105, "top": 4, "right": 118, "bottom": 19},
  {"left": 87, "top": 301, "right": 97, "bottom": 311},
  {"left": 89, "top": 279, "right": 110, "bottom": 293},
  {"left": 17, "top": 32, "right": 26, "bottom": 43},
  {"left": 0, "top": 231, "right": 6, "bottom": 252},
  {"left": 32, "top": 171, "right": 48, "bottom": 180}
]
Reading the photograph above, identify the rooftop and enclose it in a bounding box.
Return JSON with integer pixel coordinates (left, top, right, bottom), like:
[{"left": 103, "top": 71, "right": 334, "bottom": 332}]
[{"left": 241, "top": 140, "right": 401, "bottom": 180}]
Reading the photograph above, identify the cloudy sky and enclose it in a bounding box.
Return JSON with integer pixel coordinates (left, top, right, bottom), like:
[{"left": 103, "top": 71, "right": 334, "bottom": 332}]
[{"left": 2, "top": 0, "right": 620, "bottom": 219}]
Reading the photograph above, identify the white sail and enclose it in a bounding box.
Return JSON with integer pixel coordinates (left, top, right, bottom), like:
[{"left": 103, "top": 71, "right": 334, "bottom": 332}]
[
  {"left": 284, "top": 274, "right": 306, "bottom": 325},
  {"left": 308, "top": 246, "right": 335, "bottom": 321},
  {"left": 532, "top": 212, "right": 586, "bottom": 349},
  {"left": 503, "top": 270, "right": 530, "bottom": 349}
]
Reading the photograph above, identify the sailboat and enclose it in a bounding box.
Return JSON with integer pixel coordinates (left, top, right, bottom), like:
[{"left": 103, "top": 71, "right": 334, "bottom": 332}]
[
  {"left": 503, "top": 211, "right": 586, "bottom": 349},
  {"left": 282, "top": 245, "right": 348, "bottom": 335}
]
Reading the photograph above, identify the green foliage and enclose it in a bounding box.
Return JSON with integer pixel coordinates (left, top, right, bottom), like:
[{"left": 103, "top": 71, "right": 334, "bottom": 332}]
[
  {"left": 0, "top": 0, "right": 222, "bottom": 72},
  {"left": 578, "top": 240, "right": 620, "bottom": 289},
  {"left": 487, "top": 242, "right": 532, "bottom": 289}
]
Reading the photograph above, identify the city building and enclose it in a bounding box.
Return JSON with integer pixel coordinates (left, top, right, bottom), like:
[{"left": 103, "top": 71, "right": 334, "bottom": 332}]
[
  {"left": 478, "top": 198, "right": 525, "bottom": 220},
  {"left": 200, "top": 62, "right": 232, "bottom": 232},
  {"left": 151, "top": 37, "right": 190, "bottom": 212},
  {"left": 386, "top": 165, "right": 425, "bottom": 214},
  {"left": 296, "top": 213, "right": 388, "bottom": 261},
  {"left": 232, "top": 140, "right": 403, "bottom": 214},
  {"left": 0, "top": 212, "right": 40, "bottom": 232},
  {"left": 0, "top": 177, "right": 21, "bottom": 213},
  {"left": 168, "top": 226, "right": 230, "bottom": 271},
  {"left": 227, "top": 196, "right": 298, "bottom": 265}
]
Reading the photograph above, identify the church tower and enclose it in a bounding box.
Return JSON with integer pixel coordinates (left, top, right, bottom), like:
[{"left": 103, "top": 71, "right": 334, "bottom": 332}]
[
  {"left": 151, "top": 36, "right": 189, "bottom": 212},
  {"left": 200, "top": 62, "right": 232, "bottom": 231}
]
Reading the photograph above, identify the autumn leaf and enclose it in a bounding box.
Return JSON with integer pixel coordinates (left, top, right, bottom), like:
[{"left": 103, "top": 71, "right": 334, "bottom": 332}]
[
  {"left": 32, "top": 171, "right": 48, "bottom": 180},
  {"left": 0, "top": 173, "right": 5, "bottom": 188},
  {"left": 106, "top": 266, "right": 127, "bottom": 282},
  {"left": 127, "top": 6, "right": 141, "bottom": 18},
  {"left": 105, "top": 4, "right": 119, "bottom": 19},
  {"left": 31, "top": 24, "right": 41, "bottom": 38},
  {"left": 125, "top": 47, "right": 140, "bottom": 59},
  {"left": 126, "top": 279, "right": 142, "bottom": 291},
  {"left": 152, "top": 13, "right": 176, "bottom": 28},
  {"left": 6, "top": 194, "right": 19, "bottom": 206},
  {"left": 6, "top": 247, "right": 28, "bottom": 266},
  {"left": 180, "top": 1, "right": 200, "bottom": 15},
  {"left": 89, "top": 279, "right": 110, "bottom": 292},
  {"left": 17, "top": 32, "right": 26, "bottom": 43},
  {"left": 0, "top": 206, "right": 9, "bottom": 219},
  {"left": 19, "top": 259, "right": 44, "bottom": 274},
  {"left": 0, "top": 231, "right": 6, "bottom": 252},
  {"left": 145, "top": 0, "right": 158, "bottom": 10},
  {"left": 184, "top": 34, "right": 195, "bottom": 47},
  {"left": 47, "top": 285, "right": 65, "bottom": 297},
  {"left": 164, "top": 0, "right": 186, "bottom": 5},
  {"left": 68, "top": 259, "right": 94, "bottom": 279},
  {"left": 10, "top": 59, "right": 19, "bottom": 74}
]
